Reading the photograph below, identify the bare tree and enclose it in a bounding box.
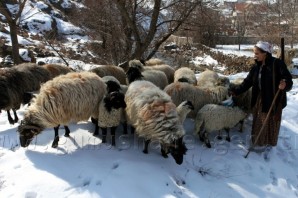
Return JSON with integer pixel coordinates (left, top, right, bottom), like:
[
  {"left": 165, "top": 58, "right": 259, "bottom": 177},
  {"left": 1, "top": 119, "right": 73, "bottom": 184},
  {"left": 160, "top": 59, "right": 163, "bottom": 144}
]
[
  {"left": 70, "top": 0, "right": 201, "bottom": 63},
  {"left": 0, "top": 0, "right": 27, "bottom": 64}
]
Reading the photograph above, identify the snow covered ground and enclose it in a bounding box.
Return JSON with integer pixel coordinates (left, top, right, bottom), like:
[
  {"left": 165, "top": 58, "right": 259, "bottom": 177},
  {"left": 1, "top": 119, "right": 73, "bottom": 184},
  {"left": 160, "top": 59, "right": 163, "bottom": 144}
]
[{"left": 0, "top": 72, "right": 297, "bottom": 198}]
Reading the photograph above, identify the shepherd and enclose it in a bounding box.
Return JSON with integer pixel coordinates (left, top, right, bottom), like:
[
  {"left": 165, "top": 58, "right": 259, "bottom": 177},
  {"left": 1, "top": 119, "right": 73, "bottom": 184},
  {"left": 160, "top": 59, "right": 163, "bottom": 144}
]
[{"left": 229, "top": 41, "right": 293, "bottom": 154}]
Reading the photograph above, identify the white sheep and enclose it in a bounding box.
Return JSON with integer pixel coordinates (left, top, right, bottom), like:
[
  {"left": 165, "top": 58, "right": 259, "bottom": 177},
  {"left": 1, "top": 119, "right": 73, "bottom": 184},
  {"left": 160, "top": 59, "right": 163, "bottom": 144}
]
[
  {"left": 126, "top": 64, "right": 168, "bottom": 89},
  {"left": 194, "top": 104, "right": 247, "bottom": 148},
  {"left": 196, "top": 69, "right": 230, "bottom": 88},
  {"left": 18, "top": 72, "right": 107, "bottom": 148},
  {"left": 174, "top": 67, "right": 197, "bottom": 85},
  {"left": 164, "top": 82, "right": 229, "bottom": 118},
  {"left": 125, "top": 80, "right": 188, "bottom": 165}
]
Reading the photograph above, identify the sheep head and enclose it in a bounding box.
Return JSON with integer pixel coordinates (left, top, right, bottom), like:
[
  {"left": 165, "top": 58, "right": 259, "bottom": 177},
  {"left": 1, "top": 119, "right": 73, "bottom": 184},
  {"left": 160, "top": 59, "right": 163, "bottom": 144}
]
[
  {"left": 104, "top": 91, "right": 126, "bottom": 112},
  {"left": 167, "top": 137, "right": 188, "bottom": 165},
  {"left": 126, "top": 67, "right": 143, "bottom": 84},
  {"left": 18, "top": 120, "right": 42, "bottom": 147},
  {"left": 105, "top": 80, "right": 121, "bottom": 93}
]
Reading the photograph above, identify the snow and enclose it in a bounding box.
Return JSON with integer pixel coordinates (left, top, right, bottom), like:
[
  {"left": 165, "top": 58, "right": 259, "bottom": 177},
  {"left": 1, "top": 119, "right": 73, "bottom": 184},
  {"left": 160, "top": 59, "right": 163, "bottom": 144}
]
[
  {"left": 214, "top": 45, "right": 255, "bottom": 57},
  {"left": 0, "top": 69, "right": 298, "bottom": 197},
  {"left": 191, "top": 54, "right": 219, "bottom": 66}
]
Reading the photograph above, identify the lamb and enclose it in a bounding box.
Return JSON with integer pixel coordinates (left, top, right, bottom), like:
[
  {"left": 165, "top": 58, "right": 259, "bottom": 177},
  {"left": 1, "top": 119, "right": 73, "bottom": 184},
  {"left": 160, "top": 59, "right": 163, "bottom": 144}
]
[
  {"left": 126, "top": 65, "right": 168, "bottom": 89},
  {"left": 125, "top": 80, "right": 188, "bottom": 165},
  {"left": 174, "top": 67, "right": 197, "bottom": 85},
  {"left": 93, "top": 75, "right": 128, "bottom": 141},
  {"left": 89, "top": 65, "right": 127, "bottom": 85},
  {"left": 18, "top": 72, "right": 107, "bottom": 148},
  {"left": 93, "top": 91, "right": 126, "bottom": 146},
  {"left": 164, "top": 82, "right": 229, "bottom": 118},
  {"left": 0, "top": 63, "right": 72, "bottom": 124},
  {"left": 194, "top": 104, "right": 247, "bottom": 148}
]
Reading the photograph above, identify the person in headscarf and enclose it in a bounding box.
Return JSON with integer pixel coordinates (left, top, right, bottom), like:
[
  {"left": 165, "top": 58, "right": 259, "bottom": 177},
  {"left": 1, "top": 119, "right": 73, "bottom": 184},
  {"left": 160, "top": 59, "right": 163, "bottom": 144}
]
[{"left": 230, "top": 41, "right": 293, "bottom": 152}]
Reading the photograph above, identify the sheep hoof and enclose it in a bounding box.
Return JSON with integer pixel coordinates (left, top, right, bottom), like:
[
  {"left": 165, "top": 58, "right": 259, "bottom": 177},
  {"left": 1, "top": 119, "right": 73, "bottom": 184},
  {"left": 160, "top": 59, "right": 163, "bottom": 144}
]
[
  {"left": 143, "top": 150, "right": 148, "bottom": 154},
  {"left": 52, "top": 142, "right": 58, "bottom": 148},
  {"left": 64, "top": 134, "right": 70, "bottom": 137},
  {"left": 206, "top": 143, "right": 211, "bottom": 148},
  {"left": 199, "top": 136, "right": 204, "bottom": 142},
  {"left": 217, "top": 136, "right": 223, "bottom": 140},
  {"left": 8, "top": 119, "right": 14, "bottom": 125},
  {"left": 226, "top": 137, "right": 231, "bottom": 142},
  {"left": 93, "top": 132, "right": 99, "bottom": 136},
  {"left": 162, "top": 153, "right": 168, "bottom": 158}
]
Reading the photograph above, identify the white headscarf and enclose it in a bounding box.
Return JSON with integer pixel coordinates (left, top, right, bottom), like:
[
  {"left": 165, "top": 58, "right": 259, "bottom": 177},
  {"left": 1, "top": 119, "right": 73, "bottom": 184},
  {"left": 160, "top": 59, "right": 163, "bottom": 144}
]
[{"left": 255, "top": 41, "right": 273, "bottom": 54}]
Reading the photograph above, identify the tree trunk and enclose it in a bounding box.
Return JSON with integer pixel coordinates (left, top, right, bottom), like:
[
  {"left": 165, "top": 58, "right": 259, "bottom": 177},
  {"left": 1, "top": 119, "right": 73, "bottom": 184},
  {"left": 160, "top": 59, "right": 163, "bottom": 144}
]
[{"left": 9, "top": 20, "right": 21, "bottom": 65}]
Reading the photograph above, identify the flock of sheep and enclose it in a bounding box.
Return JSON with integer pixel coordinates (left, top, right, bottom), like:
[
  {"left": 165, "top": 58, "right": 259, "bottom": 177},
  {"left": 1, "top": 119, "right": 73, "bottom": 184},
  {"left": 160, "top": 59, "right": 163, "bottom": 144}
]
[{"left": 0, "top": 58, "right": 251, "bottom": 165}]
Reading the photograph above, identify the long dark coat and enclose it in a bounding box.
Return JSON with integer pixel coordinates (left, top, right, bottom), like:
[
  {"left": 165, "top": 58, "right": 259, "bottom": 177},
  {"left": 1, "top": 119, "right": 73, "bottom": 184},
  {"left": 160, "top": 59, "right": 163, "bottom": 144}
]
[{"left": 233, "top": 54, "right": 293, "bottom": 113}]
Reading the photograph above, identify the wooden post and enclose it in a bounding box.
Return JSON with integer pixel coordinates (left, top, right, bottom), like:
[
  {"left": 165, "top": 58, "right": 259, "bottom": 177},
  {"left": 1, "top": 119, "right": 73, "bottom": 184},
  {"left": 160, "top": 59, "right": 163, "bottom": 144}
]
[{"left": 280, "top": 37, "right": 285, "bottom": 61}]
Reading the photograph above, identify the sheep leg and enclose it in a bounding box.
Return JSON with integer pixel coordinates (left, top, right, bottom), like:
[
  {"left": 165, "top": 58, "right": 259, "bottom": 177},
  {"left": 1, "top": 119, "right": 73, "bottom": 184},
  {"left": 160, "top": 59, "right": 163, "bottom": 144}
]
[
  {"left": 13, "top": 109, "right": 18, "bottom": 123},
  {"left": 52, "top": 125, "right": 60, "bottom": 148},
  {"left": 217, "top": 130, "right": 223, "bottom": 140},
  {"left": 122, "top": 122, "right": 128, "bottom": 134},
  {"left": 93, "top": 119, "right": 99, "bottom": 136},
  {"left": 203, "top": 132, "right": 211, "bottom": 148},
  {"left": 198, "top": 130, "right": 204, "bottom": 142},
  {"left": 239, "top": 120, "right": 244, "bottom": 132},
  {"left": 91, "top": 117, "right": 98, "bottom": 124},
  {"left": 225, "top": 128, "right": 231, "bottom": 142},
  {"left": 161, "top": 144, "right": 168, "bottom": 158},
  {"left": 7, "top": 110, "right": 14, "bottom": 124},
  {"left": 111, "top": 126, "right": 116, "bottom": 146},
  {"left": 101, "top": 127, "right": 107, "bottom": 143},
  {"left": 130, "top": 126, "right": 135, "bottom": 134},
  {"left": 64, "top": 125, "right": 70, "bottom": 137},
  {"left": 143, "top": 139, "right": 150, "bottom": 154}
]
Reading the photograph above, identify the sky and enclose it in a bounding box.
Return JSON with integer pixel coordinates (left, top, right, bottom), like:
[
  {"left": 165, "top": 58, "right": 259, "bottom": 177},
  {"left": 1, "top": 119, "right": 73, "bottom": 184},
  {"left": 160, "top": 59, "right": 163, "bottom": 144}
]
[{"left": 1, "top": 1, "right": 298, "bottom": 197}]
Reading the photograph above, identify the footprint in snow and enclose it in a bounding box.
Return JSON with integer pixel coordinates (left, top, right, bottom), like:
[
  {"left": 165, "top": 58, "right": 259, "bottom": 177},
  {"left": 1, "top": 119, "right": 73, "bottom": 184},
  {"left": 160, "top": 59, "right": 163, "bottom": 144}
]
[
  {"left": 112, "top": 162, "right": 119, "bottom": 170},
  {"left": 96, "top": 180, "right": 102, "bottom": 186},
  {"left": 82, "top": 178, "right": 92, "bottom": 187},
  {"left": 270, "top": 170, "right": 277, "bottom": 186},
  {"left": 25, "top": 191, "right": 37, "bottom": 198}
]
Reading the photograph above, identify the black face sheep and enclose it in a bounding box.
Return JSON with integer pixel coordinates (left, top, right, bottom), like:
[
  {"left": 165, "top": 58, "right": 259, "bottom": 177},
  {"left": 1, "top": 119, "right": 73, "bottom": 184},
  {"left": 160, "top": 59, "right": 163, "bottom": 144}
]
[
  {"left": 195, "top": 104, "right": 247, "bottom": 148},
  {"left": 18, "top": 72, "right": 107, "bottom": 148},
  {"left": 91, "top": 75, "right": 128, "bottom": 135},
  {"left": 89, "top": 65, "right": 127, "bottom": 85},
  {"left": 125, "top": 80, "right": 188, "bottom": 165},
  {"left": 126, "top": 66, "right": 168, "bottom": 89},
  {"left": 93, "top": 91, "right": 127, "bottom": 146},
  {"left": 0, "top": 63, "right": 72, "bottom": 124}
]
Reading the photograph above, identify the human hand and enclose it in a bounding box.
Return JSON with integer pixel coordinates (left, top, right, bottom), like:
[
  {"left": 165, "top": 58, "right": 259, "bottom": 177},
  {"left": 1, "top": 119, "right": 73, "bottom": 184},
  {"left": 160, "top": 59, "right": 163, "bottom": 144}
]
[{"left": 279, "top": 79, "right": 286, "bottom": 90}]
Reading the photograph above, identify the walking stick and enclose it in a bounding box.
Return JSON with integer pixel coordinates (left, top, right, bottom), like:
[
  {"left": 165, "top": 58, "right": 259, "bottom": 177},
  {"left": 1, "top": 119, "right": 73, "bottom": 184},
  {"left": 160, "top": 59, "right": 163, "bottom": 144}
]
[{"left": 244, "top": 88, "right": 281, "bottom": 158}]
